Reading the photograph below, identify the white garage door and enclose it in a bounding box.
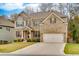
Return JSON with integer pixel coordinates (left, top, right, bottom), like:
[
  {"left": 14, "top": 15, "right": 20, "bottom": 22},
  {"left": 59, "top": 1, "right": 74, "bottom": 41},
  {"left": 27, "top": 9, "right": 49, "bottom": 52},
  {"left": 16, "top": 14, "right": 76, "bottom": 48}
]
[{"left": 43, "top": 34, "right": 64, "bottom": 42}]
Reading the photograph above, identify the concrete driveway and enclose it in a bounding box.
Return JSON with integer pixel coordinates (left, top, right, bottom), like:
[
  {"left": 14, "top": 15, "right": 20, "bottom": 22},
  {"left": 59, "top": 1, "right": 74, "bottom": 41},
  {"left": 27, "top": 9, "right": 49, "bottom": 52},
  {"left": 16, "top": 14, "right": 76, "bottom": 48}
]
[{"left": 10, "top": 42, "right": 65, "bottom": 56}]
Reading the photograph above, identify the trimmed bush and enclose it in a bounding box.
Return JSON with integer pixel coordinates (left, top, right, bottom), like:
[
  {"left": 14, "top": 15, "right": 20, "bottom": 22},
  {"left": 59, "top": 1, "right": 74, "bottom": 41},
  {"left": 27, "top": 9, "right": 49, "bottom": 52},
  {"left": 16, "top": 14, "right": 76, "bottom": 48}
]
[
  {"left": 32, "top": 39, "right": 35, "bottom": 42},
  {"left": 4, "top": 41, "right": 8, "bottom": 44},
  {"left": 18, "top": 39, "right": 21, "bottom": 42},
  {"left": 37, "top": 39, "right": 40, "bottom": 42},
  {"left": 27, "top": 38, "right": 40, "bottom": 42},
  {"left": 22, "top": 39, "right": 24, "bottom": 42},
  {"left": 27, "top": 39, "right": 32, "bottom": 42},
  {"left": 14, "top": 38, "right": 40, "bottom": 42},
  {"left": 0, "top": 40, "right": 2, "bottom": 44},
  {"left": 76, "top": 38, "right": 79, "bottom": 43},
  {"left": 14, "top": 40, "right": 17, "bottom": 42},
  {"left": 14, "top": 39, "right": 24, "bottom": 42},
  {"left": 0, "top": 40, "right": 9, "bottom": 44}
]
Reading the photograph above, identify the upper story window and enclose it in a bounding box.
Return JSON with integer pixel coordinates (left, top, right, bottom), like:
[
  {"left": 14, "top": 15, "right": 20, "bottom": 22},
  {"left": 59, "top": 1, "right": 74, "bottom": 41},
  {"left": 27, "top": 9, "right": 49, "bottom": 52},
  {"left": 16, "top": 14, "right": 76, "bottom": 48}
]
[
  {"left": 33, "top": 21, "right": 37, "bottom": 26},
  {"left": 33, "top": 20, "right": 40, "bottom": 26},
  {"left": 26, "top": 20, "right": 28, "bottom": 26},
  {"left": 53, "top": 17, "right": 56, "bottom": 23},
  {"left": 26, "top": 20, "right": 31, "bottom": 27},
  {"left": 50, "top": 18, "right": 53, "bottom": 23},
  {"left": 50, "top": 17, "right": 56, "bottom": 24},
  {"left": 16, "top": 17, "right": 24, "bottom": 27}
]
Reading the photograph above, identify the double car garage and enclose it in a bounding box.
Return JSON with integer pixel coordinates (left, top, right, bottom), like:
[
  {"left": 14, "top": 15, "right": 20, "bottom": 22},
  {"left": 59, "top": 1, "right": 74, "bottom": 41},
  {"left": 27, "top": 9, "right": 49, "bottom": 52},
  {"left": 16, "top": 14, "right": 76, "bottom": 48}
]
[{"left": 43, "top": 34, "right": 64, "bottom": 43}]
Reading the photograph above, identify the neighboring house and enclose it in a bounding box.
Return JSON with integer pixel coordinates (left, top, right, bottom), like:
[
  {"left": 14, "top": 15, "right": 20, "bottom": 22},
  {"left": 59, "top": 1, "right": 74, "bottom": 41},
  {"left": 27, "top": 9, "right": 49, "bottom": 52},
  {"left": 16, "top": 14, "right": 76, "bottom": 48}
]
[
  {"left": 14, "top": 11, "right": 68, "bottom": 43},
  {"left": 0, "top": 16, "right": 15, "bottom": 42}
]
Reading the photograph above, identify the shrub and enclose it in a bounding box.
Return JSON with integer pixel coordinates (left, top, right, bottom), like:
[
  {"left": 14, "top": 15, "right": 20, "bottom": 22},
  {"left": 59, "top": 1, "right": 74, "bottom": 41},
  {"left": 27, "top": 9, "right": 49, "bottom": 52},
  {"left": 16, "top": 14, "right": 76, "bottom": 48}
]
[
  {"left": 21, "top": 39, "right": 23, "bottom": 42},
  {"left": 32, "top": 39, "right": 40, "bottom": 42},
  {"left": 14, "top": 40, "right": 17, "bottom": 42},
  {"left": 18, "top": 39, "right": 20, "bottom": 42},
  {"left": 21, "top": 39, "right": 24, "bottom": 42},
  {"left": 76, "top": 37, "right": 79, "bottom": 43},
  {"left": 14, "top": 38, "right": 40, "bottom": 42},
  {"left": 4, "top": 41, "right": 8, "bottom": 44},
  {"left": 32, "top": 39, "right": 36, "bottom": 42},
  {"left": 0, "top": 40, "right": 2, "bottom": 44},
  {"left": 27, "top": 39, "right": 32, "bottom": 42},
  {"left": 0, "top": 40, "right": 9, "bottom": 44},
  {"left": 14, "top": 39, "right": 24, "bottom": 42},
  {"left": 37, "top": 39, "right": 40, "bottom": 42},
  {"left": 18, "top": 39, "right": 24, "bottom": 42},
  {"left": 27, "top": 38, "right": 40, "bottom": 42}
]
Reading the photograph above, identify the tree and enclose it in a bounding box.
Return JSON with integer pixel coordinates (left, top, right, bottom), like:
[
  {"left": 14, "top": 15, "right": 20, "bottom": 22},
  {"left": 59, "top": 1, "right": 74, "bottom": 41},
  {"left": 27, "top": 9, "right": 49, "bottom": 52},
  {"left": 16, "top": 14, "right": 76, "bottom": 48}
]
[
  {"left": 68, "top": 3, "right": 79, "bottom": 20},
  {"left": 24, "top": 6, "right": 35, "bottom": 14},
  {"left": 59, "top": 3, "right": 65, "bottom": 14},
  {"left": 68, "top": 15, "right": 79, "bottom": 43},
  {"left": 46, "top": 3, "right": 53, "bottom": 11},
  {"left": 39, "top": 3, "right": 53, "bottom": 12}
]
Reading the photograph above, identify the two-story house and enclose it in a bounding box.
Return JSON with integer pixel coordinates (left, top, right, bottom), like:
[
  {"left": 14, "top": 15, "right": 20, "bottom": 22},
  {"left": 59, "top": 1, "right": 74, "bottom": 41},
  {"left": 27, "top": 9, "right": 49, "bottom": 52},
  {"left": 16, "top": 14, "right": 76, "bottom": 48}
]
[
  {"left": 0, "top": 16, "right": 15, "bottom": 42},
  {"left": 14, "top": 11, "right": 68, "bottom": 43}
]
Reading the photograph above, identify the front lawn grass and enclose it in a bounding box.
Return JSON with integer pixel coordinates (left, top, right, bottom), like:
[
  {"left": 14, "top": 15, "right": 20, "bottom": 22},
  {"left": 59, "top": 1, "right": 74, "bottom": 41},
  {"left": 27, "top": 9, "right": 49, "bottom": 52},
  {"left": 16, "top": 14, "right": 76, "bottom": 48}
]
[
  {"left": 64, "top": 43, "right": 79, "bottom": 54},
  {"left": 0, "top": 42, "right": 35, "bottom": 53}
]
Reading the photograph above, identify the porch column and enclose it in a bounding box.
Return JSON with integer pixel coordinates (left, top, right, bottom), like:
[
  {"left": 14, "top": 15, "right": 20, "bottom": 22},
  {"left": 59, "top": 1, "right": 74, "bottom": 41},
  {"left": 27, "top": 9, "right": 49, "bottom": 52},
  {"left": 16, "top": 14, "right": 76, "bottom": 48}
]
[
  {"left": 29, "top": 30, "right": 31, "bottom": 39},
  {"left": 21, "top": 30, "right": 24, "bottom": 39}
]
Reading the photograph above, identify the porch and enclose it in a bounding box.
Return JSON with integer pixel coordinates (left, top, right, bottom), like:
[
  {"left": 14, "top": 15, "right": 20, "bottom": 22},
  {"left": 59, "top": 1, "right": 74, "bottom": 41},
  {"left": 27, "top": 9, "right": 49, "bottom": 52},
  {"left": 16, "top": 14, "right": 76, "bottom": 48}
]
[{"left": 16, "top": 30, "right": 40, "bottom": 42}]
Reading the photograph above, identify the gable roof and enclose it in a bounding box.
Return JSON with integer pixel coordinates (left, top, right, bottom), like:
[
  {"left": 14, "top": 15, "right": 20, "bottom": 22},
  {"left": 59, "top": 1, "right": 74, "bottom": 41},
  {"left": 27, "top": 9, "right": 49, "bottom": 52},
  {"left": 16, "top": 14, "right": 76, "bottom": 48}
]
[
  {"left": 0, "top": 16, "right": 14, "bottom": 27},
  {"left": 17, "top": 10, "right": 67, "bottom": 21},
  {"left": 14, "top": 11, "right": 67, "bottom": 29},
  {"left": 29, "top": 11, "right": 51, "bottom": 19},
  {"left": 16, "top": 11, "right": 67, "bottom": 25}
]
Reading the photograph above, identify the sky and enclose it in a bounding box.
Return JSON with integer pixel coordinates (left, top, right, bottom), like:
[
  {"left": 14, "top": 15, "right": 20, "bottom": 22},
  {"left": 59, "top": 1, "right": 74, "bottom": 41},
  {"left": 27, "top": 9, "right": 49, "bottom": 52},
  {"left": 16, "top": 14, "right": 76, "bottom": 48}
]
[
  {"left": 0, "top": 3, "right": 68, "bottom": 17},
  {"left": 0, "top": 3, "right": 39, "bottom": 16}
]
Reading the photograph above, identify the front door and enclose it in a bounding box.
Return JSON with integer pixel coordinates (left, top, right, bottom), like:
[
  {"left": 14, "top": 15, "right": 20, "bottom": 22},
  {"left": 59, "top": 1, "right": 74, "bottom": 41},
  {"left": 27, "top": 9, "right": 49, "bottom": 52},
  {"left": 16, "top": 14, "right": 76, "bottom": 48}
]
[{"left": 23, "top": 31, "right": 29, "bottom": 39}]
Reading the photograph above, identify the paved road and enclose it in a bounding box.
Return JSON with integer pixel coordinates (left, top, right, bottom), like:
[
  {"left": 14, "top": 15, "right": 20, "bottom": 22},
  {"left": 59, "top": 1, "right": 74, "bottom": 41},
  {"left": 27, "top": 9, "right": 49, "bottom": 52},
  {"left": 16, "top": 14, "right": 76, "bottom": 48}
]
[{"left": 10, "top": 42, "right": 65, "bottom": 56}]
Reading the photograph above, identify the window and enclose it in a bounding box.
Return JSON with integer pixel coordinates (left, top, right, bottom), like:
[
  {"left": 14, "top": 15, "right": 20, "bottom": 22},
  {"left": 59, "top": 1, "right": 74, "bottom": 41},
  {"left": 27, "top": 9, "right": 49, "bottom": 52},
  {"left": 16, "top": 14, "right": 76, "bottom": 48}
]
[
  {"left": 26, "top": 20, "right": 31, "bottom": 27},
  {"left": 33, "top": 21, "right": 36, "bottom": 26},
  {"left": 16, "top": 20, "right": 24, "bottom": 27},
  {"left": 33, "top": 31, "right": 40, "bottom": 38},
  {"left": 28, "top": 21, "right": 31, "bottom": 27},
  {"left": 6, "top": 27, "right": 10, "bottom": 31},
  {"left": 53, "top": 18, "right": 56, "bottom": 23},
  {"left": 33, "top": 21, "right": 39, "bottom": 26},
  {"left": 26, "top": 20, "right": 28, "bottom": 26},
  {"left": 16, "top": 31, "right": 21, "bottom": 37},
  {"left": 50, "top": 17, "right": 56, "bottom": 24},
  {"left": 50, "top": 18, "right": 53, "bottom": 23},
  {"left": 16, "top": 17, "right": 24, "bottom": 27},
  {"left": 0, "top": 26, "right": 2, "bottom": 29}
]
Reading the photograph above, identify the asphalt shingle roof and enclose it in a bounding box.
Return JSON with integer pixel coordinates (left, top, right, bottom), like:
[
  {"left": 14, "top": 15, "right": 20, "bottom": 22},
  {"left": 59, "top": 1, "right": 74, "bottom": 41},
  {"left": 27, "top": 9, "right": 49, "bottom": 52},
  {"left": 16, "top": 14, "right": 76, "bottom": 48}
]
[{"left": 0, "top": 16, "right": 14, "bottom": 27}]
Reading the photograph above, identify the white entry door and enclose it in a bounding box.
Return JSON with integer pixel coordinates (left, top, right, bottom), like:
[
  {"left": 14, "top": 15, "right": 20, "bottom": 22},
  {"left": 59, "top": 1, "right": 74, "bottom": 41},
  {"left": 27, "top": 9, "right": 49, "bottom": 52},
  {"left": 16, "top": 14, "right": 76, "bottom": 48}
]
[{"left": 43, "top": 34, "right": 64, "bottom": 42}]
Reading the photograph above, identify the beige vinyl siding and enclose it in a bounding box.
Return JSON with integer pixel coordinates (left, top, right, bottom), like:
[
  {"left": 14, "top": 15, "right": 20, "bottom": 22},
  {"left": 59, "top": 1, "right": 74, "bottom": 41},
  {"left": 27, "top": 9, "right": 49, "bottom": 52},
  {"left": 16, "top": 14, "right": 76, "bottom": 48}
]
[
  {"left": 0, "top": 26, "right": 15, "bottom": 41},
  {"left": 40, "top": 14, "right": 67, "bottom": 33}
]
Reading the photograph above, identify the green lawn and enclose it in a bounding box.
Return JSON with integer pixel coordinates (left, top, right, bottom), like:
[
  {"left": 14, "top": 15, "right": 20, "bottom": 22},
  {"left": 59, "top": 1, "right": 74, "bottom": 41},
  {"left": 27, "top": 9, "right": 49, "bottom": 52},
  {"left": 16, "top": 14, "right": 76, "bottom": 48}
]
[
  {"left": 64, "top": 43, "right": 79, "bottom": 54},
  {"left": 0, "top": 42, "right": 35, "bottom": 53}
]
